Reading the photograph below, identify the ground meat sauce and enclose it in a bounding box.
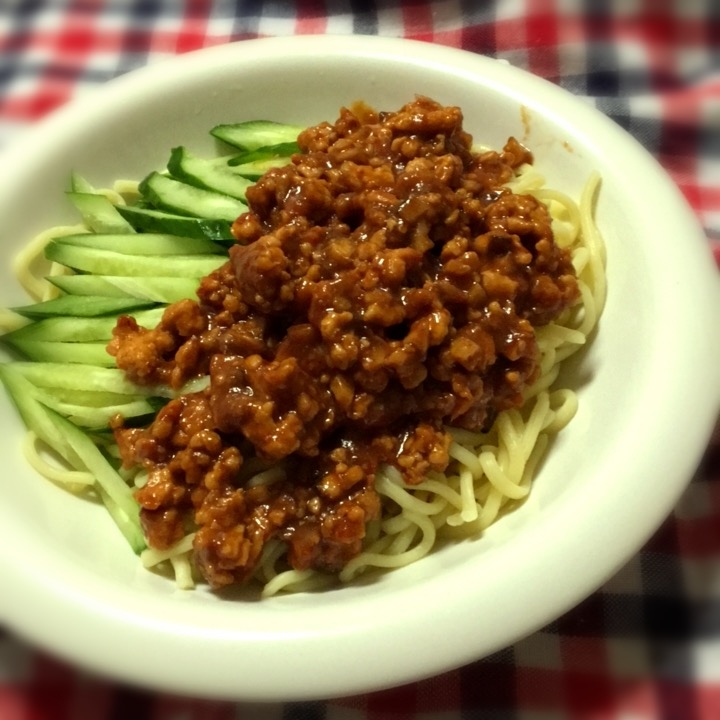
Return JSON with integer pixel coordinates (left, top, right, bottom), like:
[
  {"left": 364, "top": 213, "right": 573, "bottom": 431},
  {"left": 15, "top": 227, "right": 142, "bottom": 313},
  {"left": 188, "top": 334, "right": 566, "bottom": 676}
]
[{"left": 108, "top": 97, "right": 579, "bottom": 589}]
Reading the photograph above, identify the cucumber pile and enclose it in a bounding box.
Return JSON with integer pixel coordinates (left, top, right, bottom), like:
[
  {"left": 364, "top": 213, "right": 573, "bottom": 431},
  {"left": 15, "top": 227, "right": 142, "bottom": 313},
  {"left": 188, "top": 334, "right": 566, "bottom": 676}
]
[{"left": 0, "top": 119, "right": 302, "bottom": 554}]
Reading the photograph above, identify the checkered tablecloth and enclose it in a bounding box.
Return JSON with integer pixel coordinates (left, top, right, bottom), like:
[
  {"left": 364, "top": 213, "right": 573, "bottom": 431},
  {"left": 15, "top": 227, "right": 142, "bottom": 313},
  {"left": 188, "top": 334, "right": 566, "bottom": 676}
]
[{"left": 1, "top": 1, "right": 719, "bottom": 718}]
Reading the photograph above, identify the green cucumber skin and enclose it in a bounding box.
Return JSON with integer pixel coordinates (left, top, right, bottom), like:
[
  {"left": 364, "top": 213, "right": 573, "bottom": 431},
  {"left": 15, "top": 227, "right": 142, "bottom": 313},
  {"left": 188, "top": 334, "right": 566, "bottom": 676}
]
[
  {"left": 40, "top": 395, "right": 156, "bottom": 429},
  {"left": 210, "top": 120, "right": 303, "bottom": 151},
  {"left": 44, "top": 241, "right": 225, "bottom": 277},
  {"left": 0, "top": 368, "right": 145, "bottom": 551},
  {"left": 42, "top": 386, "right": 148, "bottom": 407},
  {"left": 48, "top": 274, "right": 132, "bottom": 298},
  {"left": 0, "top": 119, "right": 309, "bottom": 555},
  {"left": 48, "top": 274, "right": 202, "bottom": 303},
  {"left": 23, "top": 380, "right": 156, "bottom": 428},
  {"left": 168, "top": 146, "right": 253, "bottom": 201},
  {"left": 12, "top": 294, "right": 157, "bottom": 319},
  {"left": 7, "top": 362, "right": 204, "bottom": 402},
  {"left": 53, "top": 232, "right": 224, "bottom": 256},
  {"left": 221, "top": 155, "right": 291, "bottom": 177},
  {"left": 10, "top": 363, "right": 139, "bottom": 394},
  {"left": 7, "top": 362, "right": 175, "bottom": 397},
  {"left": 115, "top": 205, "right": 233, "bottom": 241},
  {"left": 226, "top": 143, "right": 298, "bottom": 166},
  {"left": 7, "top": 339, "right": 116, "bottom": 366},
  {"left": 0, "top": 365, "right": 140, "bottom": 507},
  {"left": 2, "top": 308, "right": 164, "bottom": 344},
  {"left": 48, "top": 406, "right": 144, "bottom": 551},
  {"left": 66, "top": 192, "right": 136, "bottom": 235},
  {"left": 139, "top": 172, "right": 246, "bottom": 223},
  {"left": 69, "top": 172, "right": 96, "bottom": 194},
  {"left": 0, "top": 123, "right": 308, "bottom": 552},
  {"left": 95, "top": 483, "right": 147, "bottom": 554},
  {"left": 0, "top": 364, "right": 84, "bottom": 467}
]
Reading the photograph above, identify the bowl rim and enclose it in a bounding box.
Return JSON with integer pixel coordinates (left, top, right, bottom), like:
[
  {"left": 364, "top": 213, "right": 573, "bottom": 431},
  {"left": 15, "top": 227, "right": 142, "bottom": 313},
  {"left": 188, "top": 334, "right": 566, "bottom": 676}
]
[{"left": 0, "top": 34, "right": 718, "bottom": 701}]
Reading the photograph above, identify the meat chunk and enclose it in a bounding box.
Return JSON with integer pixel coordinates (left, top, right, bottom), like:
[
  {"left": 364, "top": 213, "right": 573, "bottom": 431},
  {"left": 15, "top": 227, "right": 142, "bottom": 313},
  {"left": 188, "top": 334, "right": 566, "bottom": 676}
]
[{"left": 110, "top": 96, "right": 579, "bottom": 589}]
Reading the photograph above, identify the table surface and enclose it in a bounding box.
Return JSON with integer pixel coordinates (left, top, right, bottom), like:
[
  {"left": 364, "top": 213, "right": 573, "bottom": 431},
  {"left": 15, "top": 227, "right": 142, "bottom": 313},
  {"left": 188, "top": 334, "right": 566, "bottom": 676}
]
[{"left": 0, "top": 2, "right": 719, "bottom": 719}]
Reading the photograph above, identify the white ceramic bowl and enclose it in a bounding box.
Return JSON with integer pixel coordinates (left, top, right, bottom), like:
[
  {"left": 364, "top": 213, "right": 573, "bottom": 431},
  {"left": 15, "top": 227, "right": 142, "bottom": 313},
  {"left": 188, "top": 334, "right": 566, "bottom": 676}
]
[{"left": 0, "top": 35, "right": 718, "bottom": 701}]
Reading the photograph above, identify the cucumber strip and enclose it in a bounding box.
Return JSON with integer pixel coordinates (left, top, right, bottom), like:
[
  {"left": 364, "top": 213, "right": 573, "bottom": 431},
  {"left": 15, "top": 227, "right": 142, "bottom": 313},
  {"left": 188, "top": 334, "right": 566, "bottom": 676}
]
[
  {"left": 41, "top": 387, "right": 149, "bottom": 407},
  {"left": 44, "top": 241, "right": 225, "bottom": 277},
  {"left": 8, "top": 362, "right": 203, "bottom": 399},
  {"left": 2, "top": 308, "right": 164, "bottom": 344},
  {"left": 47, "top": 274, "right": 132, "bottom": 298},
  {"left": 15, "top": 374, "right": 157, "bottom": 426},
  {"left": 115, "top": 205, "right": 233, "bottom": 241},
  {"left": 8, "top": 339, "right": 116, "bottom": 366},
  {"left": 139, "top": 172, "right": 246, "bottom": 223},
  {"left": 210, "top": 120, "right": 303, "bottom": 151},
  {"left": 52, "top": 232, "right": 223, "bottom": 256},
  {"left": 48, "top": 274, "right": 202, "bottom": 303},
  {"left": 0, "top": 364, "right": 83, "bottom": 468},
  {"left": 96, "top": 483, "right": 146, "bottom": 553},
  {"left": 8, "top": 362, "right": 154, "bottom": 395},
  {"left": 12, "top": 295, "right": 157, "bottom": 319},
  {"left": 97, "top": 276, "right": 201, "bottom": 303},
  {"left": 168, "top": 146, "right": 254, "bottom": 200},
  {"left": 66, "top": 192, "right": 136, "bottom": 234},
  {"left": 2, "top": 365, "right": 144, "bottom": 551},
  {"left": 44, "top": 406, "right": 142, "bottom": 540},
  {"left": 70, "top": 172, "right": 96, "bottom": 193},
  {"left": 225, "top": 150, "right": 291, "bottom": 173},
  {"left": 219, "top": 154, "right": 292, "bottom": 178},
  {"left": 37, "top": 394, "right": 157, "bottom": 429},
  {"left": 226, "top": 143, "right": 298, "bottom": 166}
]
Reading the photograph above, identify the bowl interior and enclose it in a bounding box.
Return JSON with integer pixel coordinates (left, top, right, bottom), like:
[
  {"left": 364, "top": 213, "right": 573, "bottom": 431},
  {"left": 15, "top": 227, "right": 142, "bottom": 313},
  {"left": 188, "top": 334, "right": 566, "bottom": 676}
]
[{"left": 0, "top": 36, "right": 717, "bottom": 701}]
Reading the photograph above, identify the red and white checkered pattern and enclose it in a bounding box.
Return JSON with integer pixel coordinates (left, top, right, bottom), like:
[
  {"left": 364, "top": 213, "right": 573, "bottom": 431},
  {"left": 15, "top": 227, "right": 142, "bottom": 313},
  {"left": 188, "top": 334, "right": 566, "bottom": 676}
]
[{"left": 0, "top": 1, "right": 718, "bottom": 718}]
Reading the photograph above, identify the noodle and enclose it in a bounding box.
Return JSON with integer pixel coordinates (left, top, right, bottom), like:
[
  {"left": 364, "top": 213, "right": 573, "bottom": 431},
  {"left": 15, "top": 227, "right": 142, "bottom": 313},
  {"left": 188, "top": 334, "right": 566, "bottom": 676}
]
[
  {"left": 141, "top": 532, "right": 195, "bottom": 568},
  {"left": 22, "top": 430, "right": 95, "bottom": 490},
  {"left": 13, "top": 224, "right": 86, "bottom": 302}
]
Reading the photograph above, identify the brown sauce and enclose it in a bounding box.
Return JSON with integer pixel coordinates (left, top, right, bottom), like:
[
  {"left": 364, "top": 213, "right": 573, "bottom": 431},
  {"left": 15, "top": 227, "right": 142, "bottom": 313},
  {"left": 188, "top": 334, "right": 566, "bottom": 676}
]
[{"left": 108, "top": 97, "right": 579, "bottom": 589}]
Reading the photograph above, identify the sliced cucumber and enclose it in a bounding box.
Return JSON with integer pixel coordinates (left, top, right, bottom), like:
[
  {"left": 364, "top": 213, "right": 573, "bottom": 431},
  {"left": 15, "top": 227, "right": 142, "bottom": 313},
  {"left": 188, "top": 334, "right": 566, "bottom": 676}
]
[
  {"left": 66, "top": 192, "right": 136, "bottom": 234},
  {"left": 1, "top": 363, "right": 145, "bottom": 551},
  {"left": 96, "top": 483, "right": 146, "bottom": 553},
  {"left": 44, "top": 241, "right": 225, "bottom": 277},
  {"left": 48, "top": 274, "right": 202, "bottom": 303},
  {"left": 12, "top": 295, "right": 156, "bottom": 319},
  {"left": 70, "top": 171, "right": 96, "bottom": 194},
  {"left": 52, "top": 232, "right": 223, "bottom": 256},
  {"left": 46, "top": 406, "right": 143, "bottom": 549},
  {"left": 139, "top": 172, "right": 246, "bottom": 223},
  {"left": 168, "top": 146, "right": 254, "bottom": 200},
  {"left": 0, "top": 363, "right": 84, "bottom": 468},
  {"left": 2, "top": 308, "right": 164, "bottom": 344},
  {"left": 9, "top": 362, "right": 161, "bottom": 396},
  {"left": 9, "top": 362, "right": 206, "bottom": 400},
  {"left": 221, "top": 154, "right": 293, "bottom": 178},
  {"left": 31, "top": 388, "right": 157, "bottom": 429},
  {"left": 210, "top": 120, "right": 303, "bottom": 151},
  {"left": 1, "top": 370, "right": 163, "bottom": 430},
  {"left": 115, "top": 205, "right": 233, "bottom": 241},
  {"left": 47, "top": 274, "right": 138, "bottom": 298},
  {"left": 42, "top": 387, "right": 149, "bottom": 407},
  {"left": 227, "top": 143, "right": 298, "bottom": 166},
  {"left": 54, "top": 406, "right": 137, "bottom": 512},
  {"left": 7, "top": 339, "right": 115, "bottom": 366}
]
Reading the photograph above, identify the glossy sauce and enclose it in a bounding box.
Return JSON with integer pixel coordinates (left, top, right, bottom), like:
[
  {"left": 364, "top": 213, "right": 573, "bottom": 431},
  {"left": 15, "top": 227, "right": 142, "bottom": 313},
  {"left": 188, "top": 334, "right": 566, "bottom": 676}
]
[{"left": 109, "top": 97, "right": 579, "bottom": 588}]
